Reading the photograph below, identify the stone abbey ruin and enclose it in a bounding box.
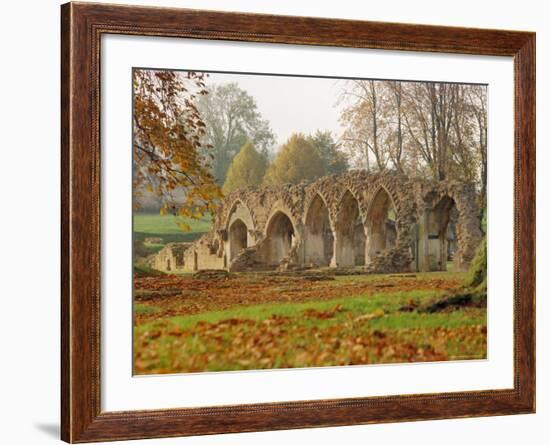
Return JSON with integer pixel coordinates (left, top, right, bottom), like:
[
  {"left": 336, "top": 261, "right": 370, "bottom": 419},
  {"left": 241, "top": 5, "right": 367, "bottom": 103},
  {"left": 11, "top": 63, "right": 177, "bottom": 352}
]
[{"left": 150, "top": 171, "right": 483, "bottom": 275}]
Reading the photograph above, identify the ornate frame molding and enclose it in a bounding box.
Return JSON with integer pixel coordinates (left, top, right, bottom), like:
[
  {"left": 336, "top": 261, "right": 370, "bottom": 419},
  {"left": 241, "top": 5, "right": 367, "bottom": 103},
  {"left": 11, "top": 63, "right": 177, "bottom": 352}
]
[{"left": 61, "top": 2, "right": 535, "bottom": 442}]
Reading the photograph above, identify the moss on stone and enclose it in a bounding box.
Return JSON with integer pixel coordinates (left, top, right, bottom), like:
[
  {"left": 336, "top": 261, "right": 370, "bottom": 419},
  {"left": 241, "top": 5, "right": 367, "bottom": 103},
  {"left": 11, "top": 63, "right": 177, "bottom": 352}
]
[{"left": 466, "top": 237, "right": 487, "bottom": 290}]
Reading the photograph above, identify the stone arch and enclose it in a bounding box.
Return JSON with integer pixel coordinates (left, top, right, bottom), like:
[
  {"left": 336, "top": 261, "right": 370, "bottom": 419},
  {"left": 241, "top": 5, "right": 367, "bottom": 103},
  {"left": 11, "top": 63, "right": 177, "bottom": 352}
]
[
  {"left": 425, "top": 195, "right": 457, "bottom": 271},
  {"left": 224, "top": 199, "right": 256, "bottom": 263},
  {"left": 303, "top": 193, "right": 334, "bottom": 266},
  {"left": 228, "top": 218, "right": 248, "bottom": 261},
  {"left": 263, "top": 210, "right": 296, "bottom": 266},
  {"left": 224, "top": 198, "right": 255, "bottom": 233},
  {"left": 174, "top": 170, "right": 482, "bottom": 274},
  {"left": 262, "top": 190, "right": 303, "bottom": 229},
  {"left": 369, "top": 175, "right": 405, "bottom": 208},
  {"left": 365, "top": 186, "right": 398, "bottom": 264},
  {"left": 333, "top": 189, "right": 366, "bottom": 267}
]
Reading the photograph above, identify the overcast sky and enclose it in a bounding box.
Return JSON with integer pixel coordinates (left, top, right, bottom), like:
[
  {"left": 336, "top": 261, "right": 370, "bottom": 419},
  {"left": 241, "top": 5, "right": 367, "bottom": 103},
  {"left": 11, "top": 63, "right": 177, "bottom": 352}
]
[{"left": 205, "top": 72, "right": 345, "bottom": 149}]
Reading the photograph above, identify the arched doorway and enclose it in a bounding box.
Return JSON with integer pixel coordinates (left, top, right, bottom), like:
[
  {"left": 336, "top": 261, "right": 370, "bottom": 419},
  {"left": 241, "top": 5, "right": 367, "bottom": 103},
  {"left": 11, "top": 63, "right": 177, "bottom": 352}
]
[
  {"left": 427, "top": 196, "right": 457, "bottom": 271},
  {"left": 304, "top": 194, "right": 334, "bottom": 266},
  {"left": 264, "top": 211, "right": 295, "bottom": 265},
  {"left": 228, "top": 219, "right": 248, "bottom": 261},
  {"left": 365, "top": 188, "right": 397, "bottom": 264},
  {"left": 334, "top": 191, "right": 365, "bottom": 267}
]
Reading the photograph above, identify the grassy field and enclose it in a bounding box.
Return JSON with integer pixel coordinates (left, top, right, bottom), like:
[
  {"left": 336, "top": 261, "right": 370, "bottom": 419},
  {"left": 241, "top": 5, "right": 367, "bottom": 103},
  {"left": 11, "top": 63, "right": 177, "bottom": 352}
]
[
  {"left": 133, "top": 270, "right": 487, "bottom": 374},
  {"left": 133, "top": 212, "right": 212, "bottom": 254}
]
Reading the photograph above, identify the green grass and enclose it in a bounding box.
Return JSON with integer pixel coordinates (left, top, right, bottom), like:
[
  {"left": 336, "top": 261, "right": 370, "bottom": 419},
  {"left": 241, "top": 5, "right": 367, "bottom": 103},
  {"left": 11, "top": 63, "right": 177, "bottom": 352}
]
[
  {"left": 141, "top": 243, "right": 165, "bottom": 255},
  {"left": 134, "top": 287, "right": 486, "bottom": 373},
  {"left": 133, "top": 212, "right": 212, "bottom": 244},
  {"left": 135, "top": 288, "right": 485, "bottom": 335},
  {"left": 333, "top": 270, "right": 466, "bottom": 284},
  {"left": 134, "top": 304, "right": 161, "bottom": 315},
  {"left": 133, "top": 264, "right": 166, "bottom": 277},
  {"left": 134, "top": 269, "right": 487, "bottom": 373}
]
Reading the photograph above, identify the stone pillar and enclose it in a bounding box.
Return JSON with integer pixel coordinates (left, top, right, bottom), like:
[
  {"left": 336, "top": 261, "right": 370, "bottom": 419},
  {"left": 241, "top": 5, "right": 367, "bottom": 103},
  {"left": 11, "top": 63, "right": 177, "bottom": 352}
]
[
  {"left": 330, "top": 235, "right": 338, "bottom": 268},
  {"left": 333, "top": 233, "right": 355, "bottom": 267},
  {"left": 417, "top": 208, "right": 430, "bottom": 272}
]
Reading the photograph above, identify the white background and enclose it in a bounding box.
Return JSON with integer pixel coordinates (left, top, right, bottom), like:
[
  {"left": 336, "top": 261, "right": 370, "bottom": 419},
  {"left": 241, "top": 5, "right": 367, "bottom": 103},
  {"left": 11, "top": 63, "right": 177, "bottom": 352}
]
[{"left": 0, "top": 0, "right": 546, "bottom": 444}]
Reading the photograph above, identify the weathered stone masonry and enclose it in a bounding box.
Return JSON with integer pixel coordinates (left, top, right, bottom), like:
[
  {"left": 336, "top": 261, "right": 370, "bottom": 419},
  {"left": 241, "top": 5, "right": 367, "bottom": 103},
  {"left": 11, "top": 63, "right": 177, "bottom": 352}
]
[{"left": 154, "top": 171, "right": 483, "bottom": 274}]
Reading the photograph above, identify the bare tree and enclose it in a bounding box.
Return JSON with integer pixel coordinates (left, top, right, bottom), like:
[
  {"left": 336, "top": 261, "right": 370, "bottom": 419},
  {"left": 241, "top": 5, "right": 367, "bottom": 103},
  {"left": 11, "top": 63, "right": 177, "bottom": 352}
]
[
  {"left": 466, "top": 85, "right": 488, "bottom": 204},
  {"left": 337, "top": 78, "right": 488, "bottom": 203},
  {"left": 384, "top": 80, "right": 406, "bottom": 173},
  {"left": 338, "top": 80, "right": 389, "bottom": 171}
]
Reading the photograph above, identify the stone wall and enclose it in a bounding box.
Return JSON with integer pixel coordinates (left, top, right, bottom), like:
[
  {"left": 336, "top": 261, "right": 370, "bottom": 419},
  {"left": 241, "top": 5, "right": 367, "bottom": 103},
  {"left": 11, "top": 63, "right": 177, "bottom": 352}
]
[
  {"left": 153, "top": 171, "right": 483, "bottom": 274},
  {"left": 149, "top": 242, "right": 191, "bottom": 273}
]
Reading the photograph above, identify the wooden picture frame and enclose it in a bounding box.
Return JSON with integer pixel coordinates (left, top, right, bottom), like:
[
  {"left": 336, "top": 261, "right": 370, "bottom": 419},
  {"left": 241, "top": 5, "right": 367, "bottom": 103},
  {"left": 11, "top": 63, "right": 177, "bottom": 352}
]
[{"left": 61, "top": 2, "right": 535, "bottom": 442}]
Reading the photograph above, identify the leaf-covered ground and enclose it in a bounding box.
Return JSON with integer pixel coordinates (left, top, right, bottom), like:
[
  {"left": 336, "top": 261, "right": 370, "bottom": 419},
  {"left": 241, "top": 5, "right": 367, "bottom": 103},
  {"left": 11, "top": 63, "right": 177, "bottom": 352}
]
[{"left": 133, "top": 270, "right": 486, "bottom": 374}]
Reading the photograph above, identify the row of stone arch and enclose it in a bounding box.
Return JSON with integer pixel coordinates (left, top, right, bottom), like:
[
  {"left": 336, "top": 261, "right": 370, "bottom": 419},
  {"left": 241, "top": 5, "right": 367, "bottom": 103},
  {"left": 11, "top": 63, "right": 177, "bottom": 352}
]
[
  {"left": 171, "top": 170, "right": 484, "bottom": 274},
  {"left": 225, "top": 186, "right": 416, "bottom": 270}
]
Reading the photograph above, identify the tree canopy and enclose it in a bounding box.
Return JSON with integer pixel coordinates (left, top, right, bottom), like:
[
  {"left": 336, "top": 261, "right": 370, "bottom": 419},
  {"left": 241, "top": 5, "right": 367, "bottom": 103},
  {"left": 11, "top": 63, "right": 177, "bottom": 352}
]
[
  {"left": 132, "top": 69, "right": 488, "bottom": 229},
  {"left": 263, "top": 134, "right": 325, "bottom": 185},
  {"left": 132, "top": 69, "right": 222, "bottom": 224},
  {"left": 197, "top": 82, "right": 275, "bottom": 185},
  {"left": 306, "top": 130, "right": 348, "bottom": 175},
  {"left": 339, "top": 79, "right": 487, "bottom": 203},
  {"left": 222, "top": 142, "right": 267, "bottom": 194}
]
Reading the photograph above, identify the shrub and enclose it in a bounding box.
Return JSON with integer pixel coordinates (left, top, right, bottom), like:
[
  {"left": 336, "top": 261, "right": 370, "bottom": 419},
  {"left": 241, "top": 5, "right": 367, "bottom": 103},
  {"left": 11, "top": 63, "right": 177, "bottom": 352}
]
[
  {"left": 223, "top": 142, "right": 267, "bottom": 194},
  {"left": 263, "top": 133, "right": 325, "bottom": 185},
  {"left": 466, "top": 237, "right": 487, "bottom": 290}
]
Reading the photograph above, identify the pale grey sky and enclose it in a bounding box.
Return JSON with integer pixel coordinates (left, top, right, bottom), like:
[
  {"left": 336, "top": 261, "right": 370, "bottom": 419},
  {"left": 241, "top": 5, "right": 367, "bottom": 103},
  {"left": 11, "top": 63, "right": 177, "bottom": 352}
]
[{"left": 206, "top": 72, "right": 345, "bottom": 150}]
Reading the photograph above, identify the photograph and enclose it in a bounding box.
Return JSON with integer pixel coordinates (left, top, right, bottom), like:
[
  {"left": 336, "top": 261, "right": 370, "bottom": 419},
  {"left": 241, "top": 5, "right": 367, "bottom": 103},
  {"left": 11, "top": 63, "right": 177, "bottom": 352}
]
[{"left": 132, "top": 68, "right": 488, "bottom": 375}]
